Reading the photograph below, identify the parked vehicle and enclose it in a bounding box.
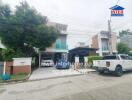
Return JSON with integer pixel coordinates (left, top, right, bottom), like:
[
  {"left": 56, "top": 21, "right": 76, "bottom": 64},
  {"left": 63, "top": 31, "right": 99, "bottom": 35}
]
[
  {"left": 41, "top": 58, "right": 54, "bottom": 67},
  {"left": 56, "top": 59, "right": 70, "bottom": 69},
  {"left": 93, "top": 54, "right": 132, "bottom": 76}
]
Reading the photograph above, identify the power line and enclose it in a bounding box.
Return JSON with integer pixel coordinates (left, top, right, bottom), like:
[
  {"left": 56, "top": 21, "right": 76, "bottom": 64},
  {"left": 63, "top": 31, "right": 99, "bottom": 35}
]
[{"left": 116, "top": 0, "right": 120, "bottom": 5}]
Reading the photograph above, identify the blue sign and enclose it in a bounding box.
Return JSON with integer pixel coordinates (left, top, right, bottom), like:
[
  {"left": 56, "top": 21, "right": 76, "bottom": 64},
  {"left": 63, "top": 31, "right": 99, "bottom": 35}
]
[{"left": 110, "top": 5, "right": 125, "bottom": 16}]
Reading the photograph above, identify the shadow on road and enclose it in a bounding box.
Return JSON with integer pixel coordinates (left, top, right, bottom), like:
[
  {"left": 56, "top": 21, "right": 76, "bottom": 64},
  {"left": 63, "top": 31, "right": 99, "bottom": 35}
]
[{"left": 96, "top": 71, "right": 132, "bottom": 77}]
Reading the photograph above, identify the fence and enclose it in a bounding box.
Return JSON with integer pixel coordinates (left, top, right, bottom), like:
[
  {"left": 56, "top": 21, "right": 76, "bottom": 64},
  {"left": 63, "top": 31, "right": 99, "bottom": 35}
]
[
  {"left": 0, "top": 62, "right": 4, "bottom": 75},
  {"left": 70, "top": 62, "right": 91, "bottom": 69}
]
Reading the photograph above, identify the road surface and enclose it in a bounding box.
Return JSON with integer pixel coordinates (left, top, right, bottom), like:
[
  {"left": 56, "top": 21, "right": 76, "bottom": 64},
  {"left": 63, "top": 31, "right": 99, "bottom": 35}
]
[{"left": 1, "top": 72, "right": 132, "bottom": 100}]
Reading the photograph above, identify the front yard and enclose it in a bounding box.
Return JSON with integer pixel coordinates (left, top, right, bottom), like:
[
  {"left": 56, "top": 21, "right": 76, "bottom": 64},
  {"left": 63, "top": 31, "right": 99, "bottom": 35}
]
[{"left": 0, "top": 73, "right": 28, "bottom": 82}]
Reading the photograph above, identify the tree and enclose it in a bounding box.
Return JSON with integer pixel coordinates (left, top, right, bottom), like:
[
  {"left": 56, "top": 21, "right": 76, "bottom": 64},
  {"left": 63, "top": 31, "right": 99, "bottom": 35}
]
[
  {"left": 117, "top": 43, "right": 130, "bottom": 54},
  {"left": 119, "top": 29, "right": 132, "bottom": 37},
  {"left": 0, "top": 2, "right": 59, "bottom": 60}
]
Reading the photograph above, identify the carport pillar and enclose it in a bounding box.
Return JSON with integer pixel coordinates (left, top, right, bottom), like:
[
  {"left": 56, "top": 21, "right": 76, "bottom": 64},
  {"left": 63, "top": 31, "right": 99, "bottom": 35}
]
[
  {"left": 3, "top": 61, "right": 6, "bottom": 74},
  {"left": 39, "top": 52, "right": 41, "bottom": 68}
]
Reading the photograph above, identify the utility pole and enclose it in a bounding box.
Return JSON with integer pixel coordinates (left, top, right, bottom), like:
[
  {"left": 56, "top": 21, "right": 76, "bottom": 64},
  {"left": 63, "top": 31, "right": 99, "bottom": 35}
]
[
  {"left": 108, "top": 19, "right": 112, "bottom": 55},
  {"left": 108, "top": 0, "right": 121, "bottom": 55}
]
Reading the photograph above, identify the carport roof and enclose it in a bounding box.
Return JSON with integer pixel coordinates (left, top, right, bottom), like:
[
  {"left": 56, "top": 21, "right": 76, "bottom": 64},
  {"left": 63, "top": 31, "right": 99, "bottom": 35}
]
[
  {"left": 69, "top": 47, "right": 97, "bottom": 52},
  {"left": 69, "top": 47, "right": 98, "bottom": 56}
]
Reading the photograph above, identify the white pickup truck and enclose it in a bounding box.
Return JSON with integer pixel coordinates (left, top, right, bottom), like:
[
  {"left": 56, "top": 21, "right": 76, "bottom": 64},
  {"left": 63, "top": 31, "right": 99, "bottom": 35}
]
[{"left": 93, "top": 54, "right": 132, "bottom": 76}]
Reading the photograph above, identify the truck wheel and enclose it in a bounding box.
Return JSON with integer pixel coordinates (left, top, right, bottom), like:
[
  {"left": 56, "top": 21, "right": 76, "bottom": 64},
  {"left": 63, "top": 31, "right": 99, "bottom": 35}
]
[
  {"left": 98, "top": 70, "right": 104, "bottom": 74},
  {"left": 115, "top": 66, "right": 123, "bottom": 77}
]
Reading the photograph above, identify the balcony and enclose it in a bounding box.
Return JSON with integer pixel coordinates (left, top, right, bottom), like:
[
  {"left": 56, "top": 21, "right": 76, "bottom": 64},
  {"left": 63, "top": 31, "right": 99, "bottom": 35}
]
[
  {"left": 100, "top": 34, "right": 109, "bottom": 39},
  {"left": 60, "top": 31, "right": 67, "bottom": 35},
  {"left": 100, "top": 31, "right": 109, "bottom": 39},
  {"left": 55, "top": 44, "right": 68, "bottom": 50}
]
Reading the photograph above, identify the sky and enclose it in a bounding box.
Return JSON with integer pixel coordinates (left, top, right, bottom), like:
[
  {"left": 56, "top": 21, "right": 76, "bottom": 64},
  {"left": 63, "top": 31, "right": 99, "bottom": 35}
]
[{"left": 2, "top": 0, "right": 132, "bottom": 49}]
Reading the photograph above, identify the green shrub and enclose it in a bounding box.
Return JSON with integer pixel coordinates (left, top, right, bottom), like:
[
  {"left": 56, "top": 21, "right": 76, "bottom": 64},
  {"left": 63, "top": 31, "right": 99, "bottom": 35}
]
[
  {"left": 1, "top": 48, "right": 25, "bottom": 61},
  {"left": 88, "top": 56, "right": 103, "bottom": 66}
]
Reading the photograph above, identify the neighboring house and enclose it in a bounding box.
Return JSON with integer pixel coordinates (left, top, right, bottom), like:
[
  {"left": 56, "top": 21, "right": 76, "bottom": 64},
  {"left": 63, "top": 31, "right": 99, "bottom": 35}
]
[
  {"left": 69, "top": 47, "right": 97, "bottom": 63},
  {"left": 75, "top": 42, "right": 86, "bottom": 48},
  {"left": 39, "top": 22, "right": 68, "bottom": 67},
  {"left": 120, "top": 35, "right": 132, "bottom": 49},
  {"left": 69, "top": 42, "right": 97, "bottom": 64},
  {"left": 91, "top": 31, "right": 117, "bottom": 56}
]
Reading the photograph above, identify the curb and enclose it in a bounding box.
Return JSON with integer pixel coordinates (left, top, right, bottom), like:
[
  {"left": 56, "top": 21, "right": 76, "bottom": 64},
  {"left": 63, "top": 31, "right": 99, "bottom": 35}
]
[
  {"left": 0, "top": 69, "right": 97, "bottom": 85},
  {"left": 28, "top": 73, "right": 83, "bottom": 82},
  {"left": 75, "top": 68, "right": 96, "bottom": 74},
  {"left": 1, "top": 73, "right": 84, "bottom": 85}
]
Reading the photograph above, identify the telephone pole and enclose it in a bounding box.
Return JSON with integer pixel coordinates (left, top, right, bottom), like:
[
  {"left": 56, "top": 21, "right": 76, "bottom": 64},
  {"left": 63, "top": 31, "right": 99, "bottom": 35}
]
[
  {"left": 108, "top": 19, "right": 112, "bottom": 55},
  {"left": 108, "top": 0, "right": 121, "bottom": 55}
]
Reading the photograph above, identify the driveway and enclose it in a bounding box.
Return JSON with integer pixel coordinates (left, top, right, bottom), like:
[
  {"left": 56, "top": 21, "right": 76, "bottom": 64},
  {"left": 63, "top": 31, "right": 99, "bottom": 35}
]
[
  {"left": 1, "top": 72, "right": 132, "bottom": 100},
  {"left": 29, "top": 67, "right": 81, "bottom": 80}
]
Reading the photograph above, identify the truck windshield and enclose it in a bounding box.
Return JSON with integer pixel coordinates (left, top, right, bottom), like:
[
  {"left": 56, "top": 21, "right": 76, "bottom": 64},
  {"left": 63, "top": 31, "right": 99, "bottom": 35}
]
[
  {"left": 120, "top": 55, "right": 129, "bottom": 60},
  {"left": 103, "top": 56, "right": 117, "bottom": 60}
]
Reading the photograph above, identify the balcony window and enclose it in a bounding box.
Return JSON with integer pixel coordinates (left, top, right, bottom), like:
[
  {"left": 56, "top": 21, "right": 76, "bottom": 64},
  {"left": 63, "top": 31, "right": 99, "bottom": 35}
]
[
  {"left": 55, "top": 39, "right": 68, "bottom": 50},
  {"left": 102, "top": 39, "right": 109, "bottom": 51}
]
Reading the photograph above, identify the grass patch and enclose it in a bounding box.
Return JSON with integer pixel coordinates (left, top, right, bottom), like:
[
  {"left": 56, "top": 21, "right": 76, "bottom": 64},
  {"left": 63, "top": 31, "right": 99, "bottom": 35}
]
[
  {"left": 11, "top": 73, "right": 28, "bottom": 80},
  {"left": 0, "top": 73, "right": 28, "bottom": 82},
  {"left": 0, "top": 76, "right": 3, "bottom": 82}
]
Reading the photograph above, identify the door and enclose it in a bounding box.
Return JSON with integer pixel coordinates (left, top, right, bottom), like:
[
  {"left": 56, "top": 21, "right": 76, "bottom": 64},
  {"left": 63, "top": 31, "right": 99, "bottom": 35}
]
[
  {"left": 120, "top": 55, "right": 130, "bottom": 70},
  {"left": 128, "top": 56, "right": 132, "bottom": 70}
]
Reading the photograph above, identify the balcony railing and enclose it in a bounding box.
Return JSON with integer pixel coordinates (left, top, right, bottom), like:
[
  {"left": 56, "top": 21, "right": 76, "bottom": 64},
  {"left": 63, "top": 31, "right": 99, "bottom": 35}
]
[{"left": 102, "top": 47, "right": 109, "bottom": 51}]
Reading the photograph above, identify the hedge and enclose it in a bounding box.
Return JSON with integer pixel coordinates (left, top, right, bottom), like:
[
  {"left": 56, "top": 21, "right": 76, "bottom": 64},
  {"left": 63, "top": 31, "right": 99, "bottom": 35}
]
[{"left": 88, "top": 56, "right": 103, "bottom": 64}]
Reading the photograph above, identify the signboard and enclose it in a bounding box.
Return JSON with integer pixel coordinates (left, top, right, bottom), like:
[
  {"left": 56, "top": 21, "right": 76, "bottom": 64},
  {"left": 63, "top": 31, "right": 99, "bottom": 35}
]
[
  {"left": 110, "top": 5, "right": 125, "bottom": 16},
  {"left": 13, "top": 58, "right": 32, "bottom": 66}
]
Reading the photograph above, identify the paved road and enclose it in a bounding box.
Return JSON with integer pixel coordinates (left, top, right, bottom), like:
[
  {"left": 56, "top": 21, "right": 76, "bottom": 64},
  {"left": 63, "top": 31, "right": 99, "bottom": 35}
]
[{"left": 1, "top": 72, "right": 132, "bottom": 100}]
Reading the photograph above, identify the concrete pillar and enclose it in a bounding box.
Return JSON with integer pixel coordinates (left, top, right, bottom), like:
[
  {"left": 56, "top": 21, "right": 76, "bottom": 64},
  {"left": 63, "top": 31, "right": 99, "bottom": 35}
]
[
  {"left": 98, "top": 34, "right": 103, "bottom": 56},
  {"left": 39, "top": 52, "right": 41, "bottom": 68}
]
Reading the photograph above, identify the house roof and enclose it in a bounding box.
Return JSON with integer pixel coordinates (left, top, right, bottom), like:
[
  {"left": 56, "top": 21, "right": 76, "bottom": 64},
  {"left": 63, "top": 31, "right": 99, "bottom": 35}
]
[{"left": 110, "top": 5, "right": 125, "bottom": 10}]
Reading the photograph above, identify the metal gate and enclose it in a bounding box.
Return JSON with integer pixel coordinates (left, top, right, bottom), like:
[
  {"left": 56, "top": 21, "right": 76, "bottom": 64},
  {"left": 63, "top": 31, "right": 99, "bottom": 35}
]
[{"left": 0, "top": 62, "right": 4, "bottom": 75}]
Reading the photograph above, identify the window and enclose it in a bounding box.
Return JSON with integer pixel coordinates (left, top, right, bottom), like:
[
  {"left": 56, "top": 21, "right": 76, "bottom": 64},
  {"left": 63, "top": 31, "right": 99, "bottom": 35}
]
[
  {"left": 103, "top": 56, "right": 117, "bottom": 60},
  {"left": 120, "top": 55, "right": 129, "bottom": 60},
  {"left": 102, "top": 39, "right": 109, "bottom": 51}
]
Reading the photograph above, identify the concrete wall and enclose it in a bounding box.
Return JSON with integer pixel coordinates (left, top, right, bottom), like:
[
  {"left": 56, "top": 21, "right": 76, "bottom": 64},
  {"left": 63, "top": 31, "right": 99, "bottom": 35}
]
[
  {"left": 13, "top": 66, "right": 31, "bottom": 75},
  {"left": 47, "top": 22, "right": 68, "bottom": 32},
  {"left": 111, "top": 33, "right": 117, "bottom": 53},
  {"left": 13, "top": 58, "right": 32, "bottom": 75},
  {"left": 91, "top": 35, "right": 99, "bottom": 49},
  {"left": 0, "top": 62, "right": 4, "bottom": 75},
  {"left": 13, "top": 58, "right": 32, "bottom": 66}
]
